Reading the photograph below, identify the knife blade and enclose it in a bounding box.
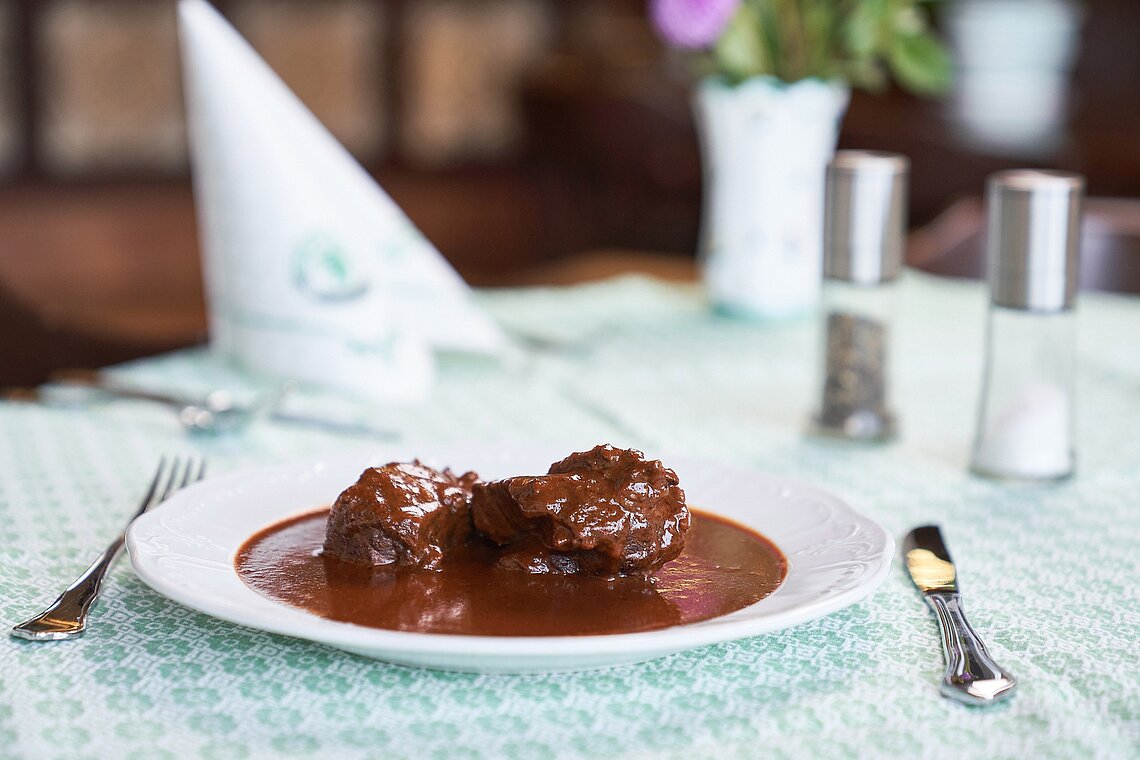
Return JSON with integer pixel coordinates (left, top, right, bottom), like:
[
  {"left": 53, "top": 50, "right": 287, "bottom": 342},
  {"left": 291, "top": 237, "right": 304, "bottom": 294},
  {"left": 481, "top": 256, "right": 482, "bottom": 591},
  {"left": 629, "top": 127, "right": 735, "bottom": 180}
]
[
  {"left": 903, "top": 525, "right": 1017, "bottom": 706},
  {"left": 903, "top": 525, "right": 957, "bottom": 593}
]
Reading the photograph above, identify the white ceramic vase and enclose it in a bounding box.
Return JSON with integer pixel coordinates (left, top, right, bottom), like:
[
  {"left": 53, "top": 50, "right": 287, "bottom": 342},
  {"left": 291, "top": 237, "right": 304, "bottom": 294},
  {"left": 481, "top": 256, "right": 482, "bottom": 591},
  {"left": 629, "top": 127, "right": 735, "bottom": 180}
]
[{"left": 694, "top": 76, "right": 849, "bottom": 319}]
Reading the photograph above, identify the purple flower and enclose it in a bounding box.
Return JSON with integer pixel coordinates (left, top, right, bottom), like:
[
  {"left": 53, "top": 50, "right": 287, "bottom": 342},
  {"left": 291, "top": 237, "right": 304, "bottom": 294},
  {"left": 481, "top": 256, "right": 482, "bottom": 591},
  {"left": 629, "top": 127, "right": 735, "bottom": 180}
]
[{"left": 650, "top": 0, "right": 740, "bottom": 49}]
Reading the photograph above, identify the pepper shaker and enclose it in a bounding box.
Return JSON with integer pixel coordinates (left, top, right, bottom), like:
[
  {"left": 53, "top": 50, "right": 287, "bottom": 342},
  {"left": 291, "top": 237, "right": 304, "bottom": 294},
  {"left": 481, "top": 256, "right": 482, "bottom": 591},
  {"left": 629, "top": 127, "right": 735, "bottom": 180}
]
[
  {"left": 971, "top": 170, "right": 1084, "bottom": 480},
  {"left": 811, "top": 150, "right": 908, "bottom": 441}
]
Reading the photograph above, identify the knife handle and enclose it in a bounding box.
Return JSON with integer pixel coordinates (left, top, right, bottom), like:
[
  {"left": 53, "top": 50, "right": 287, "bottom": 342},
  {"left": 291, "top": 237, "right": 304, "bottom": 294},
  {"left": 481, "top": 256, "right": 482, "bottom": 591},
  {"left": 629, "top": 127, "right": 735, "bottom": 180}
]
[{"left": 925, "top": 592, "right": 1017, "bottom": 705}]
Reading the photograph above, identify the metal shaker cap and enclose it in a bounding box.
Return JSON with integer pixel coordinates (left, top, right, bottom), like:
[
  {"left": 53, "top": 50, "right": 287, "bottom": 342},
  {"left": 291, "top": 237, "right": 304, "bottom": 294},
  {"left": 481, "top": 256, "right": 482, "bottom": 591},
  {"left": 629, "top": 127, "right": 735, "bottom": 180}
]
[
  {"left": 986, "top": 169, "right": 1084, "bottom": 311},
  {"left": 823, "top": 150, "right": 909, "bottom": 285}
]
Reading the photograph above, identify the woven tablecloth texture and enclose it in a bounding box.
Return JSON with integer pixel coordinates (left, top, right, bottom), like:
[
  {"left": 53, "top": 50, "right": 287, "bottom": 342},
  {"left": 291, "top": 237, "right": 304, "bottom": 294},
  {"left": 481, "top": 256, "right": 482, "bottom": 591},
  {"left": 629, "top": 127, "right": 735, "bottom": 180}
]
[{"left": 2, "top": 272, "right": 1138, "bottom": 759}]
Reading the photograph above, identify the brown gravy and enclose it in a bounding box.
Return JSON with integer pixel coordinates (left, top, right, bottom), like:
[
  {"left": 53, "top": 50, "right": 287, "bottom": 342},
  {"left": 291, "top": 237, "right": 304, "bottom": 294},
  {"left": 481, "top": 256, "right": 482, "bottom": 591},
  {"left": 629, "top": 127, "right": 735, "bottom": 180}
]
[{"left": 235, "top": 509, "right": 786, "bottom": 636}]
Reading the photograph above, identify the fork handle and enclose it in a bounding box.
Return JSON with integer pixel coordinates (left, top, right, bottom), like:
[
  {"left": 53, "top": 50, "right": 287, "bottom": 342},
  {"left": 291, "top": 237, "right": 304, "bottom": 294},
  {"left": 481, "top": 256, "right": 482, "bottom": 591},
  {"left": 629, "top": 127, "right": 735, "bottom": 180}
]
[
  {"left": 11, "top": 538, "right": 124, "bottom": 640},
  {"left": 925, "top": 591, "right": 1017, "bottom": 705}
]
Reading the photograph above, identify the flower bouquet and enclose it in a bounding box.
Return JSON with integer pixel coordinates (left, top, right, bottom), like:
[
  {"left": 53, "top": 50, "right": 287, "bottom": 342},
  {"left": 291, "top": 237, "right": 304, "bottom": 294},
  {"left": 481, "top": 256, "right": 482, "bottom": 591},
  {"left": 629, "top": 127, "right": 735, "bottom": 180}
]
[{"left": 649, "top": 0, "right": 950, "bottom": 318}]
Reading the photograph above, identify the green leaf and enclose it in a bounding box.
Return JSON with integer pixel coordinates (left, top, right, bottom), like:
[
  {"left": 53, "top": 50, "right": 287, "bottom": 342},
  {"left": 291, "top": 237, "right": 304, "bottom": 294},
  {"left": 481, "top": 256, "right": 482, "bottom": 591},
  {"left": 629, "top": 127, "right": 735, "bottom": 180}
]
[
  {"left": 714, "top": 4, "right": 769, "bottom": 82},
  {"left": 888, "top": 32, "right": 953, "bottom": 96},
  {"left": 802, "top": 1, "right": 839, "bottom": 80},
  {"left": 756, "top": 0, "right": 786, "bottom": 80},
  {"left": 844, "top": 2, "right": 881, "bottom": 57},
  {"left": 844, "top": 58, "right": 888, "bottom": 93}
]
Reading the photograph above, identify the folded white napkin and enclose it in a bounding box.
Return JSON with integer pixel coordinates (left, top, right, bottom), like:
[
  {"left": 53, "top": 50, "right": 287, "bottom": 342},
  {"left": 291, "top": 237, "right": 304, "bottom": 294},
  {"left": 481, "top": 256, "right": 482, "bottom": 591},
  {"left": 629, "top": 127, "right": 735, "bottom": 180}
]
[{"left": 178, "top": 0, "right": 506, "bottom": 403}]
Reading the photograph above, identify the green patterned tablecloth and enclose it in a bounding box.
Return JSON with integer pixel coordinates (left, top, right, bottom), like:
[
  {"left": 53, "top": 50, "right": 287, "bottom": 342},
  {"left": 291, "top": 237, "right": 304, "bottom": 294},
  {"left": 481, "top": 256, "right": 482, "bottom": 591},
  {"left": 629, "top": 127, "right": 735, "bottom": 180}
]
[{"left": 2, "top": 272, "right": 1138, "bottom": 759}]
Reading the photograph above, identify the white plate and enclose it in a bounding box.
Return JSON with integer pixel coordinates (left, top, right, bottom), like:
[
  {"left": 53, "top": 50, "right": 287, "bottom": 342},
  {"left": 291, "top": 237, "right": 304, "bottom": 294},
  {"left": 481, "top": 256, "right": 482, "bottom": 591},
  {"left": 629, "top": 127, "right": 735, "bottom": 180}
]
[{"left": 126, "top": 445, "right": 894, "bottom": 673}]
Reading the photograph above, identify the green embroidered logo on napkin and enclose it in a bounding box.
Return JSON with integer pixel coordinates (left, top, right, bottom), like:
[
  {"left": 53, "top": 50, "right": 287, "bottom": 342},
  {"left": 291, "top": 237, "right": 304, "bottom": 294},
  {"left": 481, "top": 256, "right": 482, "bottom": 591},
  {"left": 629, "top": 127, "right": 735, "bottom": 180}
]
[{"left": 292, "top": 233, "right": 370, "bottom": 302}]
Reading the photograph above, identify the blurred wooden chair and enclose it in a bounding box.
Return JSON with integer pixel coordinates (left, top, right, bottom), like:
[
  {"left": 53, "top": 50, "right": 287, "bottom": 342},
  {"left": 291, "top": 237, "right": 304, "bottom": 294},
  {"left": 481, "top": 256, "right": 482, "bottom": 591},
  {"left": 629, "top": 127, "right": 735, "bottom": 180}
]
[
  {"left": 0, "top": 283, "right": 191, "bottom": 387},
  {"left": 909, "top": 197, "right": 1140, "bottom": 294},
  {"left": 0, "top": 185, "right": 206, "bottom": 387}
]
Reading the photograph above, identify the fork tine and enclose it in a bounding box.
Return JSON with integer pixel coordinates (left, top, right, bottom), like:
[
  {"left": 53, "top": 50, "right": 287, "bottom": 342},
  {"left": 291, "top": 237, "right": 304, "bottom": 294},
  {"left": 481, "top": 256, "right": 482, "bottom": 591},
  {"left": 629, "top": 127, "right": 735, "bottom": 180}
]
[
  {"left": 155, "top": 457, "right": 184, "bottom": 505},
  {"left": 187, "top": 457, "right": 205, "bottom": 486},
  {"left": 146, "top": 457, "right": 208, "bottom": 510},
  {"left": 131, "top": 457, "right": 169, "bottom": 520},
  {"left": 142, "top": 457, "right": 167, "bottom": 503},
  {"left": 178, "top": 457, "right": 199, "bottom": 489}
]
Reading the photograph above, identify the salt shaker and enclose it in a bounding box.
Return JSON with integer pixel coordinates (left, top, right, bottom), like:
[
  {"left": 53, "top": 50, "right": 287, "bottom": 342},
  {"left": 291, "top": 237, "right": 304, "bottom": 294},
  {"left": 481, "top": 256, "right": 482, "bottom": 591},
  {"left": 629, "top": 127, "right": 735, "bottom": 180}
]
[
  {"left": 811, "top": 150, "right": 908, "bottom": 441},
  {"left": 970, "top": 170, "right": 1084, "bottom": 480}
]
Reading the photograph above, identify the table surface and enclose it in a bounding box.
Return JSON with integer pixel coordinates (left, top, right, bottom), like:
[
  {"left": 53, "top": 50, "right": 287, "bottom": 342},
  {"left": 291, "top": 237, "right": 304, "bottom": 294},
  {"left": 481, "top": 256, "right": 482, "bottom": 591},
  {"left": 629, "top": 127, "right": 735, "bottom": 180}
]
[{"left": 2, "top": 272, "right": 1138, "bottom": 760}]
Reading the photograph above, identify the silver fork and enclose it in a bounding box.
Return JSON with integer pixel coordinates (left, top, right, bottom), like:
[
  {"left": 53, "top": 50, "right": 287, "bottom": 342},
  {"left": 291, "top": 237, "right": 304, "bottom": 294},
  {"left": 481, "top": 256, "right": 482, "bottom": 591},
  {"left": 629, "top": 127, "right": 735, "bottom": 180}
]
[{"left": 11, "top": 457, "right": 207, "bottom": 641}]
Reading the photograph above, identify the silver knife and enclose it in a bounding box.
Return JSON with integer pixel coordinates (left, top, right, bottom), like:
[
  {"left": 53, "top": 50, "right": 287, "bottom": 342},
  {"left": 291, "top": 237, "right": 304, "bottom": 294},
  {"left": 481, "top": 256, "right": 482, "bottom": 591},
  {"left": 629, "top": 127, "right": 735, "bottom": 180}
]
[{"left": 903, "top": 525, "right": 1017, "bottom": 705}]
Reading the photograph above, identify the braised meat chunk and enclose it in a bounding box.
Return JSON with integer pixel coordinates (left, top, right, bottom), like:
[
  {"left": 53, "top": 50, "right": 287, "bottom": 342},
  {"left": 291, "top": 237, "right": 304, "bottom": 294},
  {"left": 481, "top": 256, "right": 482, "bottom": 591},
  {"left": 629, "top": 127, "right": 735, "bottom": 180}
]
[
  {"left": 471, "top": 445, "right": 690, "bottom": 577},
  {"left": 323, "top": 461, "right": 479, "bottom": 569}
]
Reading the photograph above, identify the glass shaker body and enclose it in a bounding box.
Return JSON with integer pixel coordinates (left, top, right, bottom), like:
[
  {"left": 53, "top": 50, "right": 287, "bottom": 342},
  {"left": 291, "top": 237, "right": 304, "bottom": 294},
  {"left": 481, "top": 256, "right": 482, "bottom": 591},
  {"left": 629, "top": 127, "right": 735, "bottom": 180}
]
[
  {"left": 970, "top": 305, "right": 1075, "bottom": 480},
  {"left": 812, "top": 150, "right": 908, "bottom": 442},
  {"left": 971, "top": 168, "right": 1083, "bottom": 480},
  {"left": 812, "top": 278, "right": 898, "bottom": 441}
]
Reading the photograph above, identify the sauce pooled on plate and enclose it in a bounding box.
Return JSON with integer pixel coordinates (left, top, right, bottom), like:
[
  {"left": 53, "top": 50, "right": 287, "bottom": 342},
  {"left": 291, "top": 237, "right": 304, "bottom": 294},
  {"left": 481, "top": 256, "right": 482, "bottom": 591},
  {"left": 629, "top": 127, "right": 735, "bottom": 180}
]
[{"left": 236, "top": 509, "right": 786, "bottom": 636}]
